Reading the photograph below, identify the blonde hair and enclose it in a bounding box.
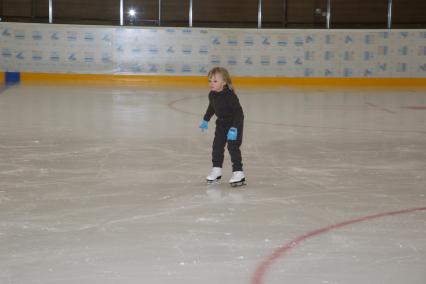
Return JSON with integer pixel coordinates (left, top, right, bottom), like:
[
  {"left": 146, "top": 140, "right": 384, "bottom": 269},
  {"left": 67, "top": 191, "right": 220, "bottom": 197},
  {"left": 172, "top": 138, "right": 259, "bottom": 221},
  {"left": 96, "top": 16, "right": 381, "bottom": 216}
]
[{"left": 208, "top": 67, "right": 234, "bottom": 91}]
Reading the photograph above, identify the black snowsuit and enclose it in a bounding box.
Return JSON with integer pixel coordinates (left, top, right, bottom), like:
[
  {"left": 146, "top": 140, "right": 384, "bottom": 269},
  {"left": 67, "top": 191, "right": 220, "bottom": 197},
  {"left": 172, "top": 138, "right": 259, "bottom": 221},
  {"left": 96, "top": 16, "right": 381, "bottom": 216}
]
[{"left": 202, "top": 85, "right": 244, "bottom": 172}]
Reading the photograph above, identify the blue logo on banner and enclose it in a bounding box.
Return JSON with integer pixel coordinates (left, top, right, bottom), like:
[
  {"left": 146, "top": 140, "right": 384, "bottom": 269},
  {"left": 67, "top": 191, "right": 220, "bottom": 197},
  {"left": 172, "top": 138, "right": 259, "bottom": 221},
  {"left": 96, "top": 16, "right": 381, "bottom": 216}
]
[
  {"left": 324, "top": 51, "right": 334, "bottom": 61},
  {"left": 165, "top": 66, "right": 176, "bottom": 73},
  {"left": 182, "top": 46, "right": 192, "bottom": 54},
  {"left": 182, "top": 29, "right": 192, "bottom": 34},
  {"left": 344, "top": 68, "right": 353, "bottom": 77},
  {"left": 325, "top": 69, "right": 334, "bottom": 76},
  {"left": 116, "top": 45, "right": 124, "bottom": 52},
  {"left": 419, "top": 64, "right": 426, "bottom": 72},
  {"left": 32, "top": 31, "right": 42, "bottom": 40},
  {"left": 16, "top": 52, "right": 24, "bottom": 60},
  {"left": 304, "top": 68, "right": 314, "bottom": 76},
  {"left": 212, "top": 37, "right": 221, "bottom": 45},
  {"left": 277, "top": 39, "right": 288, "bottom": 46},
  {"left": 397, "top": 63, "right": 407, "bottom": 72},
  {"left": 211, "top": 56, "right": 221, "bottom": 65},
  {"left": 305, "top": 35, "right": 314, "bottom": 44},
  {"left": 344, "top": 51, "right": 354, "bottom": 61},
  {"left": 345, "top": 36, "right": 353, "bottom": 44},
  {"left": 363, "top": 69, "right": 373, "bottom": 77},
  {"left": 117, "top": 65, "right": 126, "bottom": 73},
  {"left": 228, "top": 57, "right": 237, "bottom": 66},
  {"left": 199, "top": 46, "right": 208, "bottom": 55},
  {"left": 260, "top": 57, "right": 270, "bottom": 66},
  {"left": 51, "top": 32, "right": 60, "bottom": 40},
  {"left": 50, "top": 52, "right": 60, "bottom": 62},
  {"left": 84, "top": 33, "right": 94, "bottom": 42},
  {"left": 294, "top": 37, "right": 304, "bottom": 46},
  {"left": 84, "top": 55, "right": 94, "bottom": 63},
  {"left": 67, "top": 33, "right": 77, "bottom": 41},
  {"left": 149, "top": 64, "right": 159, "bottom": 72},
  {"left": 305, "top": 51, "right": 314, "bottom": 61},
  {"left": 244, "top": 37, "right": 254, "bottom": 46},
  {"left": 102, "top": 34, "right": 111, "bottom": 42},
  {"left": 149, "top": 46, "right": 159, "bottom": 54},
  {"left": 32, "top": 52, "right": 43, "bottom": 61},
  {"left": 244, "top": 57, "right": 253, "bottom": 65},
  {"left": 380, "top": 32, "right": 389, "bottom": 39},
  {"left": 227, "top": 39, "right": 238, "bottom": 46},
  {"left": 15, "top": 31, "right": 25, "bottom": 40},
  {"left": 182, "top": 65, "right": 192, "bottom": 73},
  {"left": 2, "top": 28, "right": 12, "bottom": 37},
  {"left": 166, "top": 29, "right": 176, "bottom": 33},
  {"left": 277, "top": 57, "right": 287, "bottom": 65},
  {"left": 364, "top": 51, "right": 374, "bottom": 60},
  {"left": 294, "top": 57, "right": 303, "bottom": 65},
  {"left": 378, "top": 46, "right": 389, "bottom": 56},
  {"left": 400, "top": 32, "right": 409, "bottom": 38},
  {"left": 131, "top": 65, "right": 142, "bottom": 73},
  {"left": 262, "top": 37, "right": 271, "bottom": 45},
  {"left": 325, "top": 35, "right": 334, "bottom": 44},
  {"left": 365, "top": 35, "right": 375, "bottom": 44},
  {"left": 2, "top": 49, "right": 12, "bottom": 58},
  {"left": 167, "top": 46, "right": 175, "bottom": 54},
  {"left": 68, "top": 53, "right": 77, "bottom": 61},
  {"left": 398, "top": 46, "right": 408, "bottom": 56},
  {"left": 199, "top": 66, "right": 208, "bottom": 73},
  {"left": 132, "top": 47, "right": 142, "bottom": 54},
  {"left": 101, "top": 54, "right": 112, "bottom": 63}
]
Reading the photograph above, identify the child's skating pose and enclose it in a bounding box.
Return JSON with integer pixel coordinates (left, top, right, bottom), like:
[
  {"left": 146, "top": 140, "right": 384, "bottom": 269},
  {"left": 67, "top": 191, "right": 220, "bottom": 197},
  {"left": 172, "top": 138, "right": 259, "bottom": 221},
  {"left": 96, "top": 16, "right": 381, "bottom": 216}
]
[{"left": 199, "top": 67, "right": 245, "bottom": 187}]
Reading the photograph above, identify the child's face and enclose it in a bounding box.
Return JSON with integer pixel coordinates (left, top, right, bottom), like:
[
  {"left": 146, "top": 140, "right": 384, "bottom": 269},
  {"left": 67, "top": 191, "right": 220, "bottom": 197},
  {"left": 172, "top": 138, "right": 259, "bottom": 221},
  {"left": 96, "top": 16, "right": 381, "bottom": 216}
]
[{"left": 208, "top": 73, "right": 226, "bottom": 92}]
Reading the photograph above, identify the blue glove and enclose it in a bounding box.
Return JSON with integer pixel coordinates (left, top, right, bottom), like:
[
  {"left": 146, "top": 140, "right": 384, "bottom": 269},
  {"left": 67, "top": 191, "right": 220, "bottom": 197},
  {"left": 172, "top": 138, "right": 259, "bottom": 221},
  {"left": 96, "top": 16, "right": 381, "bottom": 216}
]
[
  {"left": 199, "top": 120, "right": 208, "bottom": 132},
  {"left": 227, "top": 127, "right": 238, "bottom": 141}
]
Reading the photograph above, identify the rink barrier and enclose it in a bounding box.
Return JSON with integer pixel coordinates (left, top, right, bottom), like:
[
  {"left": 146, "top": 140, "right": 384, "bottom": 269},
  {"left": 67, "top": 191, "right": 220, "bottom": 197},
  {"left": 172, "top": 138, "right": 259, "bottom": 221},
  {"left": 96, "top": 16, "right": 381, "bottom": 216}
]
[
  {"left": 0, "top": 72, "right": 5, "bottom": 94},
  {"left": 5, "top": 72, "right": 21, "bottom": 85},
  {"left": 18, "top": 73, "right": 426, "bottom": 87},
  {"left": 1, "top": 72, "right": 21, "bottom": 86},
  {"left": 1, "top": 72, "right": 21, "bottom": 94}
]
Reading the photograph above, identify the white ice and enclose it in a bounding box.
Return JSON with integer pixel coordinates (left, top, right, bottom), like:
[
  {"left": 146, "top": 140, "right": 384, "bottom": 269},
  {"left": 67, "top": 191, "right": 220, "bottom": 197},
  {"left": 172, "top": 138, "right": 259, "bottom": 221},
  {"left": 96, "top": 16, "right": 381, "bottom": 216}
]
[{"left": 0, "top": 84, "right": 425, "bottom": 284}]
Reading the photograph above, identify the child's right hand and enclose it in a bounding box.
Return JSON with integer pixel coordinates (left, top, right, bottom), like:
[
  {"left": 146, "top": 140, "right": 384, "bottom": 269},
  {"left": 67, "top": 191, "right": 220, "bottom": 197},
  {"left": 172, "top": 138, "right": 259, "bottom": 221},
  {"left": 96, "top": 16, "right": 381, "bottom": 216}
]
[{"left": 199, "top": 120, "right": 208, "bottom": 132}]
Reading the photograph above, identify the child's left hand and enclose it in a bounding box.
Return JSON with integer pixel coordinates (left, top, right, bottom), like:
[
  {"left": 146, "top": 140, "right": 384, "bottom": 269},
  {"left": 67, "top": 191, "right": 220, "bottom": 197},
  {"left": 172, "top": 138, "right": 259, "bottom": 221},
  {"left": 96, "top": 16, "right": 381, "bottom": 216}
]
[{"left": 227, "top": 127, "right": 238, "bottom": 141}]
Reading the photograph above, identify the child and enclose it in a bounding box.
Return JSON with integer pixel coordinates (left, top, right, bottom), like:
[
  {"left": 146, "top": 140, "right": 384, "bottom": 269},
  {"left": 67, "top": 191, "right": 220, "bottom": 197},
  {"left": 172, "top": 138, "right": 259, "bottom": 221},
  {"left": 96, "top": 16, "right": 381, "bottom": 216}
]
[{"left": 199, "top": 67, "right": 246, "bottom": 187}]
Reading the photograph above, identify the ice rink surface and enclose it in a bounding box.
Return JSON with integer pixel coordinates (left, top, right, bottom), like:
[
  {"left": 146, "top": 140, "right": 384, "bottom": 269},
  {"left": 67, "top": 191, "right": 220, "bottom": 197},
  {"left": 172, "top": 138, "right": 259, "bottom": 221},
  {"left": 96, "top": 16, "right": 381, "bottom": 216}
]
[{"left": 0, "top": 83, "right": 425, "bottom": 284}]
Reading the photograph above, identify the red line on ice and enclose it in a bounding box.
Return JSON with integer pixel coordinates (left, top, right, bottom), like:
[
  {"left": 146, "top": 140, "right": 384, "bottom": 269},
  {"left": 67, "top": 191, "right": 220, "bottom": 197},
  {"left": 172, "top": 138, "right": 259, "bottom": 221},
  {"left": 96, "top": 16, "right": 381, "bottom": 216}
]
[
  {"left": 401, "top": 106, "right": 426, "bottom": 110},
  {"left": 251, "top": 207, "right": 426, "bottom": 284}
]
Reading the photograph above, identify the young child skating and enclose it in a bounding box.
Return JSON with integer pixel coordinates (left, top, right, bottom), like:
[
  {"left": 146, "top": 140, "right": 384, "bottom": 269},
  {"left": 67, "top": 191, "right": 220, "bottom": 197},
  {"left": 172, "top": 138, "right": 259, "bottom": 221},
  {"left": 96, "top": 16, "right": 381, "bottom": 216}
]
[{"left": 199, "top": 67, "right": 246, "bottom": 187}]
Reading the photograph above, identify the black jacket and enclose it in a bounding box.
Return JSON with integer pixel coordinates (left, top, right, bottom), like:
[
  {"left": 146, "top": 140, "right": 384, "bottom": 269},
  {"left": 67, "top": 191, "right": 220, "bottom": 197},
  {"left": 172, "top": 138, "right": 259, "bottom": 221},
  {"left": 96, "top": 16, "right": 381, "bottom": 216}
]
[{"left": 203, "top": 85, "right": 244, "bottom": 129}]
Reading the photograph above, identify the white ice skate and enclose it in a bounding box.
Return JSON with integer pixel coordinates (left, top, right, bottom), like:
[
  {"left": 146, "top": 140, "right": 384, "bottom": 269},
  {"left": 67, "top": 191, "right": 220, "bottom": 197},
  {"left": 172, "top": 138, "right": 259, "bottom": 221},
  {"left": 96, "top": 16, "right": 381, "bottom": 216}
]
[
  {"left": 229, "top": 171, "right": 246, "bottom": 187},
  {"left": 206, "top": 167, "right": 222, "bottom": 184}
]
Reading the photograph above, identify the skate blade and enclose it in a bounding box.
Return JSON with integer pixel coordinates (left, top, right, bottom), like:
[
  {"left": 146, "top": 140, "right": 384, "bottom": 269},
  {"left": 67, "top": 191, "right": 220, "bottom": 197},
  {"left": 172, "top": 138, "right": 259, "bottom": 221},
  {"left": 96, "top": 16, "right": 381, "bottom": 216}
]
[
  {"left": 206, "top": 177, "right": 221, "bottom": 185},
  {"left": 230, "top": 180, "right": 246, "bottom": 188}
]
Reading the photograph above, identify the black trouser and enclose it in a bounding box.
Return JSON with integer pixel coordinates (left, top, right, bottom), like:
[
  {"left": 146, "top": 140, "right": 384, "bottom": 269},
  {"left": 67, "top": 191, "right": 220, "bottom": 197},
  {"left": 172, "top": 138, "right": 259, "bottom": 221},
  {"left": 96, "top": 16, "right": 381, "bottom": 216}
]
[{"left": 212, "top": 123, "right": 243, "bottom": 172}]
